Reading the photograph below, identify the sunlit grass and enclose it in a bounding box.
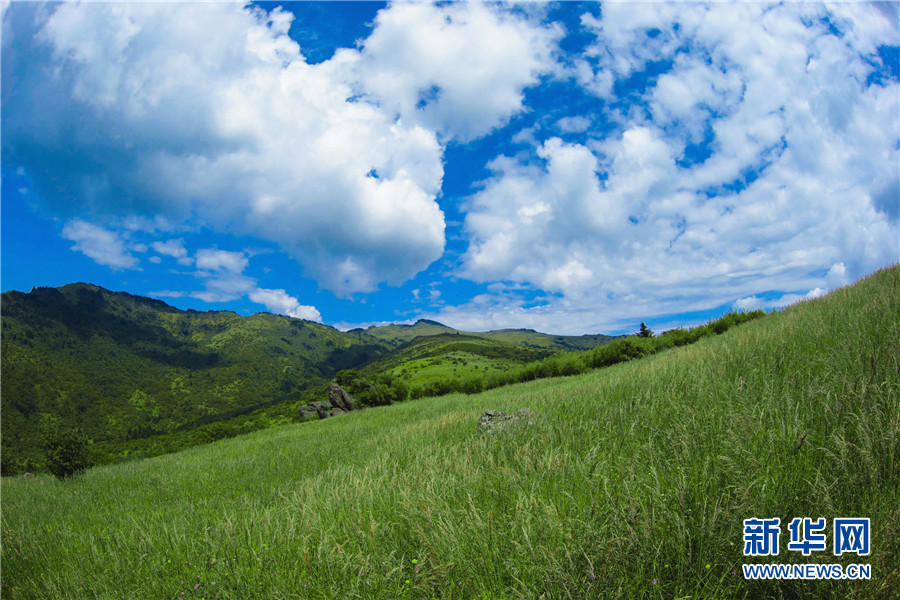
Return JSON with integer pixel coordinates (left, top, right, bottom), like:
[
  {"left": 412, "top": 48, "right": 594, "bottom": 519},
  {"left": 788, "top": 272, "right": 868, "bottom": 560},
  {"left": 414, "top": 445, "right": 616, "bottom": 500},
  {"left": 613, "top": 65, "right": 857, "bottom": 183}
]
[{"left": 3, "top": 266, "right": 898, "bottom": 599}]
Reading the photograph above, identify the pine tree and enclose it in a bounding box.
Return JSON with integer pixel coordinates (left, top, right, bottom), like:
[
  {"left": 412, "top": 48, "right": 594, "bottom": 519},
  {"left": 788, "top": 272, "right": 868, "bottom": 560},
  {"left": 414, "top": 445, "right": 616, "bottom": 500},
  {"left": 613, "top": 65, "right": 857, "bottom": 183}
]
[{"left": 638, "top": 322, "right": 654, "bottom": 338}]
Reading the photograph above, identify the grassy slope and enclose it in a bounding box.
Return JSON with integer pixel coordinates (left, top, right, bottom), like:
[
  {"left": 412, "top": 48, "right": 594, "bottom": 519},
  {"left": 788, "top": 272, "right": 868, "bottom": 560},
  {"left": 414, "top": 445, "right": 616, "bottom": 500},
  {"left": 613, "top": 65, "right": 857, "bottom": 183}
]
[
  {"left": 2, "top": 267, "right": 898, "bottom": 600},
  {"left": 360, "top": 333, "right": 553, "bottom": 386}
]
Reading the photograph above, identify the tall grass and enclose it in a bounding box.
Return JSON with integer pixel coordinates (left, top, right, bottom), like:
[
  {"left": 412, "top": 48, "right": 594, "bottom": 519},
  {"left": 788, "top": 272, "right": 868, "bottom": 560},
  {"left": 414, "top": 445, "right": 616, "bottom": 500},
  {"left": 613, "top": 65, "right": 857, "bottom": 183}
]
[{"left": 2, "top": 266, "right": 898, "bottom": 599}]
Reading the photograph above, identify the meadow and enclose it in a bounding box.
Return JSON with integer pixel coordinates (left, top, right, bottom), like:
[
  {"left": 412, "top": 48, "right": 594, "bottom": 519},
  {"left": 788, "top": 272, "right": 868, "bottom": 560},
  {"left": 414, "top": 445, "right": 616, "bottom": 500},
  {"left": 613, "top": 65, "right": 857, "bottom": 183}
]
[{"left": 2, "top": 266, "right": 898, "bottom": 599}]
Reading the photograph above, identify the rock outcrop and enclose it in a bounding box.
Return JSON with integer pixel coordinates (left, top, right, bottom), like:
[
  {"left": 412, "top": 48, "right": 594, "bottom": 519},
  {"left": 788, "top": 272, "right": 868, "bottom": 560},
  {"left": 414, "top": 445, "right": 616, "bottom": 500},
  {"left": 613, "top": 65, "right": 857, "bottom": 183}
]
[
  {"left": 328, "top": 384, "right": 355, "bottom": 411},
  {"left": 477, "top": 408, "right": 538, "bottom": 434},
  {"left": 298, "top": 385, "right": 356, "bottom": 420},
  {"left": 298, "top": 406, "right": 318, "bottom": 419}
]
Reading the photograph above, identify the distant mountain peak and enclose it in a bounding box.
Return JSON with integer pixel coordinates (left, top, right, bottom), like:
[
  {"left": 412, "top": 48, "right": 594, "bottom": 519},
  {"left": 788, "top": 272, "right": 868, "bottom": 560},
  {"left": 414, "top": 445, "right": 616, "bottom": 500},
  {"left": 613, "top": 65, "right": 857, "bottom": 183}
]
[{"left": 414, "top": 319, "right": 448, "bottom": 327}]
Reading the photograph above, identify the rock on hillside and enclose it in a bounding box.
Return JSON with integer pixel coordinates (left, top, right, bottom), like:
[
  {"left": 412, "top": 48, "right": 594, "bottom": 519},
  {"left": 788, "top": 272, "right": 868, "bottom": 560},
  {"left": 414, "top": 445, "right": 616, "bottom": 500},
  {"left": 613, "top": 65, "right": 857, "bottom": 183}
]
[{"left": 298, "top": 384, "right": 356, "bottom": 419}]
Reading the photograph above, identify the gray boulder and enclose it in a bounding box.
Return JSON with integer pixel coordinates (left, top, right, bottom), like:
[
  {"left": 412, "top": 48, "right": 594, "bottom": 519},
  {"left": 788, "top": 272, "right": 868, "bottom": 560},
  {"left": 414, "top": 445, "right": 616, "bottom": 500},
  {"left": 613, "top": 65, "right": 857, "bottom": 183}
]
[
  {"left": 477, "top": 408, "right": 538, "bottom": 434},
  {"left": 328, "top": 384, "right": 355, "bottom": 411},
  {"left": 297, "top": 400, "right": 336, "bottom": 419},
  {"left": 299, "top": 389, "right": 356, "bottom": 420},
  {"left": 311, "top": 401, "right": 332, "bottom": 419}
]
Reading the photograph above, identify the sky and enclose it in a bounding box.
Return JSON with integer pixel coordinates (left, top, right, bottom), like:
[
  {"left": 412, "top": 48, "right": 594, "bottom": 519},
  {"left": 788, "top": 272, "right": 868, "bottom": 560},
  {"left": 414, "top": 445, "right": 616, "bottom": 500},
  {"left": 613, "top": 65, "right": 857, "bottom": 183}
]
[{"left": 2, "top": 1, "right": 898, "bottom": 336}]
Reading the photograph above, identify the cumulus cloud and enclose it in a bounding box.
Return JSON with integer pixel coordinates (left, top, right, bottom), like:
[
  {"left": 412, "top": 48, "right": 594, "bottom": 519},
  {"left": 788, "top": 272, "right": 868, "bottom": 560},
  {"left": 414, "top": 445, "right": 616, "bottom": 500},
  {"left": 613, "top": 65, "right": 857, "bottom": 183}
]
[
  {"left": 151, "top": 239, "right": 192, "bottom": 265},
  {"left": 2, "top": 1, "right": 560, "bottom": 296},
  {"left": 61, "top": 220, "right": 139, "bottom": 270},
  {"left": 248, "top": 288, "right": 321, "bottom": 322},
  {"left": 733, "top": 286, "right": 828, "bottom": 314},
  {"left": 556, "top": 116, "right": 592, "bottom": 134},
  {"left": 195, "top": 249, "right": 248, "bottom": 274},
  {"left": 733, "top": 296, "right": 762, "bottom": 312},
  {"left": 154, "top": 245, "right": 322, "bottom": 321},
  {"left": 355, "top": 2, "right": 561, "bottom": 142},
  {"left": 459, "top": 2, "right": 898, "bottom": 332},
  {"left": 5, "top": 2, "right": 896, "bottom": 334}
]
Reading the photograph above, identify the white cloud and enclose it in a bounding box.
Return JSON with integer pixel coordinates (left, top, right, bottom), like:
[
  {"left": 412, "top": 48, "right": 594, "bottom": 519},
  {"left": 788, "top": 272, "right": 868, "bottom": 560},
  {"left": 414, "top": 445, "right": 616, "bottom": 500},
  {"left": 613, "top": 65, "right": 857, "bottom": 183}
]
[
  {"left": 806, "top": 288, "right": 826, "bottom": 300},
  {"left": 355, "top": 2, "right": 561, "bottom": 142},
  {"left": 248, "top": 288, "right": 322, "bottom": 322},
  {"left": 411, "top": 282, "right": 443, "bottom": 306},
  {"left": 826, "top": 262, "right": 848, "bottom": 288},
  {"left": 733, "top": 287, "right": 828, "bottom": 314},
  {"left": 458, "top": 2, "right": 898, "bottom": 332},
  {"left": 6, "top": 1, "right": 563, "bottom": 296},
  {"left": 61, "top": 219, "right": 138, "bottom": 270},
  {"left": 556, "top": 115, "right": 592, "bottom": 134},
  {"left": 733, "top": 296, "right": 761, "bottom": 312},
  {"left": 5, "top": 1, "right": 896, "bottom": 334},
  {"left": 195, "top": 249, "right": 248, "bottom": 274},
  {"left": 5, "top": 2, "right": 471, "bottom": 295},
  {"left": 151, "top": 239, "right": 192, "bottom": 265},
  {"left": 195, "top": 272, "right": 256, "bottom": 303},
  {"left": 154, "top": 246, "right": 323, "bottom": 321}
]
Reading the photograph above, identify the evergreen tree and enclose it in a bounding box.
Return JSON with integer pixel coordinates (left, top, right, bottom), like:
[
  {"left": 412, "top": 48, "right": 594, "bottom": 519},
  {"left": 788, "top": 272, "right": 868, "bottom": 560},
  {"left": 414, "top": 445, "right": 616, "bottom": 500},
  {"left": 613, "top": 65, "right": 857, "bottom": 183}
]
[{"left": 638, "top": 322, "right": 654, "bottom": 338}]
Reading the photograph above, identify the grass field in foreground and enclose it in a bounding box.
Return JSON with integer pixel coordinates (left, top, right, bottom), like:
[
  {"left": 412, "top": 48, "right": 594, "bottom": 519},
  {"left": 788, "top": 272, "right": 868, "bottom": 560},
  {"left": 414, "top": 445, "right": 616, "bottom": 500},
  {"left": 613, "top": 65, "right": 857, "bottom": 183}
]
[{"left": 2, "top": 266, "right": 898, "bottom": 600}]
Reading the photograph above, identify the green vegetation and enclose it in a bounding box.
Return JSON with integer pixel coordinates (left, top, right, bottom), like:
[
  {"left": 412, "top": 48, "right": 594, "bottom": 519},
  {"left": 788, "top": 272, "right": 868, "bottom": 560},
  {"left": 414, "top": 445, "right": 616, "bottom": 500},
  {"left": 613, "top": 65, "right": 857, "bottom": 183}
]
[
  {"left": 2, "top": 284, "right": 618, "bottom": 475},
  {"left": 639, "top": 321, "right": 653, "bottom": 338},
  {"left": 361, "top": 318, "right": 617, "bottom": 351},
  {"left": 0, "top": 283, "right": 386, "bottom": 474},
  {"left": 339, "top": 311, "right": 764, "bottom": 405},
  {"left": 351, "top": 333, "right": 554, "bottom": 401},
  {"left": 4, "top": 266, "right": 897, "bottom": 599},
  {"left": 356, "top": 319, "right": 458, "bottom": 346},
  {"left": 40, "top": 425, "right": 92, "bottom": 480}
]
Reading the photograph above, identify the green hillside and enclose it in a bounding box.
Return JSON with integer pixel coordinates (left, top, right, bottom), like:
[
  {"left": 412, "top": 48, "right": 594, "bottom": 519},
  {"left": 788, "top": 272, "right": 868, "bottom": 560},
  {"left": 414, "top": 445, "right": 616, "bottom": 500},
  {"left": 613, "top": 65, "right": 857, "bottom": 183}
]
[
  {"left": 3, "top": 266, "right": 897, "bottom": 599},
  {"left": 352, "top": 333, "right": 554, "bottom": 399},
  {"left": 361, "top": 318, "right": 616, "bottom": 350},
  {"left": 0, "top": 283, "right": 388, "bottom": 474},
  {"left": 476, "top": 328, "right": 616, "bottom": 350},
  {"left": 356, "top": 319, "right": 457, "bottom": 346},
  {"left": 0, "top": 283, "right": 616, "bottom": 474}
]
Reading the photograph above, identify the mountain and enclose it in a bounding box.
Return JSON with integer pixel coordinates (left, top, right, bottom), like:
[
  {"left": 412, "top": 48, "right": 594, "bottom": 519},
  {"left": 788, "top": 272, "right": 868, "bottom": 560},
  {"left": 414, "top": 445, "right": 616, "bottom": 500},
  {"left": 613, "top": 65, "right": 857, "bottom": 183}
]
[
  {"left": 0, "top": 282, "right": 616, "bottom": 474},
  {"left": 362, "top": 319, "right": 616, "bottom": 350},
  {"left": 0, "top": 283, "right": 387, "bottom": 473}
]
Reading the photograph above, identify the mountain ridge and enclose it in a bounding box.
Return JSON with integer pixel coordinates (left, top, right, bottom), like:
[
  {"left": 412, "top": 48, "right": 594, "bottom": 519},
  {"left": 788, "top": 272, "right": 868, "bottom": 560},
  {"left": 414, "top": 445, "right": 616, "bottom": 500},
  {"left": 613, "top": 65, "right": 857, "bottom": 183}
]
[{"left": 6, "top": 282, "right": 612, "bottom": 341}]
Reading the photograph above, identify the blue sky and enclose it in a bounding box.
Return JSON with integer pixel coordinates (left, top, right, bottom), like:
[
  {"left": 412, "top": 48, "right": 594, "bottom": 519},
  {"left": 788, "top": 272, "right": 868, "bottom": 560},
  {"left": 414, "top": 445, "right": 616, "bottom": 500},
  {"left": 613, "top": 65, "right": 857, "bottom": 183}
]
[{"left": 2, "top": 1, "right": 898, "bottom": 335}]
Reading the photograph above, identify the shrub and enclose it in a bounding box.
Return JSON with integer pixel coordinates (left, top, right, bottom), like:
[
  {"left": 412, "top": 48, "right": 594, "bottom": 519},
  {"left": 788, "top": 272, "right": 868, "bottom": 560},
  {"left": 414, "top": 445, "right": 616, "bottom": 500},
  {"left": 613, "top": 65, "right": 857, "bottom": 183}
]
[
  {"left": 661, "top": 328, "right": 691, "bottom": 347},
  {"left": 42, "top": 426, "right": 93, "bottom": 480},
  {"left": 334, "top": 369, "right": 361, "bottom": 388},
  {"left": 390, "top": 378, "right": 410, "bottom": 403},
  {"left": 459, "top": 376, "right": 484, "bottom": 395},
  {"left": 361, "top": 382, "right": 395, "bottom": 407},
  {"left": 710, "top": 313, "right": 736, "bottom": 334},
  {"left": 548, "top": 353, "right": 587, "bottom": 376}
]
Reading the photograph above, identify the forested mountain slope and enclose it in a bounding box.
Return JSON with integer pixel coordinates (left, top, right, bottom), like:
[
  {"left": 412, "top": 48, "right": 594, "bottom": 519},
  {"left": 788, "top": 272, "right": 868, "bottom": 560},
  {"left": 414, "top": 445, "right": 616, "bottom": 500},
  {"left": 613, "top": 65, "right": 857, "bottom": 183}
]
[{"left": 0, "top": 283, "right": 385, "bottom": 473}]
